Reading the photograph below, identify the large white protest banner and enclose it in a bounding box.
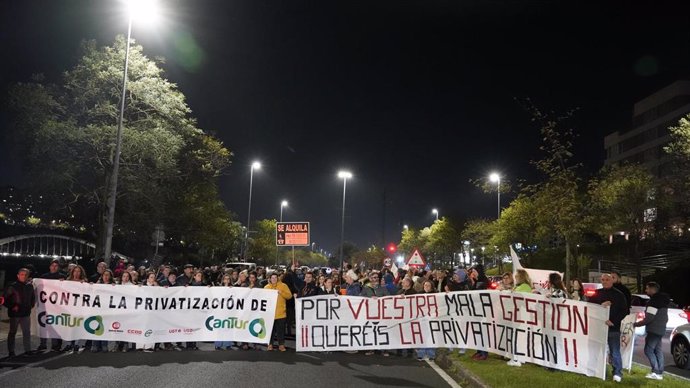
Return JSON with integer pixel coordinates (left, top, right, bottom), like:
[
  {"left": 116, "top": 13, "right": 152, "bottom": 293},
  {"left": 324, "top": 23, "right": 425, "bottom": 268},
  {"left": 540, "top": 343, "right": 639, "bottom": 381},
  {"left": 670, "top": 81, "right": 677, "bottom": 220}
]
[
  {"left": 620, "top": 313, "right": 638, "bottom": 372},
  {"left": 34, "top": 279, "right": 277, "bottom": 344},
  {"left": 297, "top": 291, "right": 609, "bottom": 379},
  {"left": 510, "top": 246, "right": 563, "bottom": 290}
]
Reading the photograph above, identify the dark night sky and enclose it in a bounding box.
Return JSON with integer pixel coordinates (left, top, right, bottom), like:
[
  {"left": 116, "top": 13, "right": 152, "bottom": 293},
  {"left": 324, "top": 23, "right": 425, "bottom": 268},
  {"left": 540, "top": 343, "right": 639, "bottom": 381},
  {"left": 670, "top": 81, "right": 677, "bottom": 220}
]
[{"left": 2, "top": 0, "right": 690, "bottom": 253}]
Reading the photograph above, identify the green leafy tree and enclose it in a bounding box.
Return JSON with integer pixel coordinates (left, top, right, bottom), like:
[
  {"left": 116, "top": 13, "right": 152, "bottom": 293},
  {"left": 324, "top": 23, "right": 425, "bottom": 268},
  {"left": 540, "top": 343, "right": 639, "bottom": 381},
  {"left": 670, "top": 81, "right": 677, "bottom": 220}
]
[
  {"left": 247, "top": 219, "right": 278, "bottom": 265},
  {"left": 663, "top": 114, "right": 690, "bottom": 226},
  {"left": 7, "top": 37, "right": 232, "bottom": 260},
  {"left": 424, "top": 218, "right": 461, "bottom": 267}
]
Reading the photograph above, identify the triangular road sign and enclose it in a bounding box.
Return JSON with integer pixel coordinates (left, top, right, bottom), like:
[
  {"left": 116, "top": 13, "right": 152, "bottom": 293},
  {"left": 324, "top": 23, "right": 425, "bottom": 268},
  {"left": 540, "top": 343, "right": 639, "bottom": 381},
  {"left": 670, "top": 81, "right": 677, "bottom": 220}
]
[{"left": 407, "top": 248, "right": 426, "bottom": 267}]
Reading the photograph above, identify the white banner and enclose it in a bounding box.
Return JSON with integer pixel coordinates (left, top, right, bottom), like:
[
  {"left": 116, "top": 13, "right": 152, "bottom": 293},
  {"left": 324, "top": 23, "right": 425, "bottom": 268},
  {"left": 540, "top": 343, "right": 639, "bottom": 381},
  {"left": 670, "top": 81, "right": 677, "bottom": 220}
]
[
  {"left": 34, "top": 279, "right": 278, "bottom": 344},
  {"left": 297, "top": 291, "right": 609, "bottom": 379},
  {"left": 511, "top": 246, "right": 563, "bottom": 290},
  {"left": 620, "top": 313, "right": 637, "bottom": 372}
]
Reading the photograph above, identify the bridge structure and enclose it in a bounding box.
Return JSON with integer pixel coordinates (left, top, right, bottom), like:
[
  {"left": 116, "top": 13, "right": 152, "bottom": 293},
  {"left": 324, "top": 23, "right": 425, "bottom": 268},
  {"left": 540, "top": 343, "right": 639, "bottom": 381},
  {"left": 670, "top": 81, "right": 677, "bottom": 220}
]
[{"left": 0, "top": 234, "right": 132, "bottom": 262}]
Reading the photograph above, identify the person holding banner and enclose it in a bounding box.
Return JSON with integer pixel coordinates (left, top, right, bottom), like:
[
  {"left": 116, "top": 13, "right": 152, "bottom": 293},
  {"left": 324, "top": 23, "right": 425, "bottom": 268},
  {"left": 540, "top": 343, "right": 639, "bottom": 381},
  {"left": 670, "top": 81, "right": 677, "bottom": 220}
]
[
  {"left": 345, "top": 271, "right": 362, "bottom": 296},
  {"left": 320, "top": 277, "right": 339, "bottom": 295},
  {"left": 264, "top": 272, "right": 292, "bottom": 352},
  {"left": 61, "top": 265, "right": 88, "bottom": 354},
  {"left": 215, "top": 273, "right": 235, "bottom": 351},
  {"left": 3, "top": 268, "right": 35, "bottom": 357},
  {"left": 37, "top": 260, "right": 65, "bottom": 353},
  {"left": 505, "top": 269, "right": 533, "bottom": 367},
  {"left": 415, "top": 280, "right": 437, "bottom": 361},
  {"left": 588, "top": 273, "right": 629, "bottom": 383},
  {"left": 633, "top": 281, "right": 669, "bottom": 380},
  {"left": 468, "top": 265, "right": 489, "bottom": 361}
]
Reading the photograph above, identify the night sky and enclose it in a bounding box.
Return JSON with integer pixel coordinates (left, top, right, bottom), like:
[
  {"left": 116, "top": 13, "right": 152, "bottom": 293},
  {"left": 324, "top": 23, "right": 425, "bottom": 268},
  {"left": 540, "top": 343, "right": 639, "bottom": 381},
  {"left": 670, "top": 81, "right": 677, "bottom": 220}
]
[{"left": 2, "top": 0, "right": 690, "bottom": 253}]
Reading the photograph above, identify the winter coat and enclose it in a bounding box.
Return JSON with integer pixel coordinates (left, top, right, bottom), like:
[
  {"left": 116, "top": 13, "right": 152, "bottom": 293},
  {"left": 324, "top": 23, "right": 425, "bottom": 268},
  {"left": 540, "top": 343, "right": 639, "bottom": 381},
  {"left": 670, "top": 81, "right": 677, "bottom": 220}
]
[
  {"left": 588, "top": 286, "right": 629, "bottom": 332},
  {"left": 3, "top": 280, "right": 35, "bottom": 317},
  {"left": 634, "top": 292, "right": 670, "bottom": 336},
  {"left": 264, "top": 281, "right": 293, "bottom": 319}
]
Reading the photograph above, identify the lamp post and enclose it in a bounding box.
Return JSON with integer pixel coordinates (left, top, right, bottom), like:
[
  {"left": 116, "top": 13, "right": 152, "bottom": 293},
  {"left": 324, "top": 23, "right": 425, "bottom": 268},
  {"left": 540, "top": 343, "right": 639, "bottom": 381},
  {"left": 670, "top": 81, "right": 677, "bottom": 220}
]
[
  {"left": 243, "top": 161, "right": 261, "bottom": 259},
  {"left": 432, "top": 208, "right": 439, "bottom": 221},
  {"left": 489, "top": 172, "right": 501, "bottom": 219},
  {"left": 337, "top": 171, "right": 352, "bottom": 275},
  {"left": 103, "top": 0, "right": 158, "bottom": 266},
  {"left": 275, "top": 200, "right": 287, "bottom": 266}
]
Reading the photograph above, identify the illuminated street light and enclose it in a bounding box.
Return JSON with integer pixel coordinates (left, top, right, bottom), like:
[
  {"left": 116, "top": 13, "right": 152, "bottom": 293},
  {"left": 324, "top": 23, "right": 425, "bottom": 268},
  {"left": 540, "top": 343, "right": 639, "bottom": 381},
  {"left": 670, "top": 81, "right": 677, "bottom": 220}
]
[
  {"left": 104, "top": 0, "right": 160, "bottom": 265},
  {"left": 337, "top": 170, "right": 353, "bottom": 275},
  {"left": 242, "top": 161, "right": 261, "bottom": 259},
  {"left": 489, "top": 172, "right": 501, "bottom": 219},
  {"left": 432, "top": 208, "right": 439, "bottom": 221}
]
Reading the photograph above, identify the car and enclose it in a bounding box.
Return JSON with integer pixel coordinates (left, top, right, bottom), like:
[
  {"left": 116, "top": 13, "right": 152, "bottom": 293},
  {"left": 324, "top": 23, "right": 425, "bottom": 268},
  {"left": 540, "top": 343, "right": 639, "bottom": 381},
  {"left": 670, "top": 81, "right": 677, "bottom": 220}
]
[
  {"left": 670, "top": 323, "right": 690, "bottom": 369},
  {"left": 223, "top": 262, "right": 257, "bottom": 272},
  {"left": 582, "top": 282, "right": 602, "bottom": 298},
  {"left": 487, "top": 276, "right": 502, "bottom": 290},
  {"left": 630, "top": 294, "right": 689, "bottom": 335}
]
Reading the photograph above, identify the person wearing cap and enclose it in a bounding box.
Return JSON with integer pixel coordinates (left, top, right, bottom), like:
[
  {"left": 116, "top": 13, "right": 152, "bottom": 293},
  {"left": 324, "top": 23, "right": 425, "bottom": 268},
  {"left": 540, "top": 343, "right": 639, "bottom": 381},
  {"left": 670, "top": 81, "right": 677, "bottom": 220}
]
[
  {"left": 4, "top": 268, "right": 36, "bottom": 357},
  {"left": 36, "top": 260, "right": 66, "bottom": 352},
  {"left": 176, "top": 264, "right": 194, "bottom": 286}
]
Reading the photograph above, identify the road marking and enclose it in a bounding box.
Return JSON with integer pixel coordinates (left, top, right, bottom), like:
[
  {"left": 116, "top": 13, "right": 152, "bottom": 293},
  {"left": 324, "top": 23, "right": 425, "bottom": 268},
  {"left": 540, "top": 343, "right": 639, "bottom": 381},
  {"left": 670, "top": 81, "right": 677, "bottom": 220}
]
[
  {"left": 426, "top": 359, "right": 462, "bottom": 388},
  {"left": 0, "top": 353, "right": 69, "bottom": 379}
]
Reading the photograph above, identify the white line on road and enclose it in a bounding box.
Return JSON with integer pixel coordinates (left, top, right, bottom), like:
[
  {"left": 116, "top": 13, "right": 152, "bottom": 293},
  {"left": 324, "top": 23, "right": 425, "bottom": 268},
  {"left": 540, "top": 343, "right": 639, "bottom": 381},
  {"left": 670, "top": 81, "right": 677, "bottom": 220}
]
[{"left": 426, "top": 359, "right": 462, "bottom": 388}]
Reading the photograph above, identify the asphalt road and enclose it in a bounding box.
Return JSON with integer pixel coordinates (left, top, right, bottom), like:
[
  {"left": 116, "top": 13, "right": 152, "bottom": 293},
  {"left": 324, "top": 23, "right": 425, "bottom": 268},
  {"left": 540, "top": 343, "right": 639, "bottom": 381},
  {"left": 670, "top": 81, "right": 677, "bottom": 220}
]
[
  {"left": 0, "top": 340, "right": 457, "bottom": 388},
  {"left": 632, "top": 331, "right": 690, "bottom": 379}
]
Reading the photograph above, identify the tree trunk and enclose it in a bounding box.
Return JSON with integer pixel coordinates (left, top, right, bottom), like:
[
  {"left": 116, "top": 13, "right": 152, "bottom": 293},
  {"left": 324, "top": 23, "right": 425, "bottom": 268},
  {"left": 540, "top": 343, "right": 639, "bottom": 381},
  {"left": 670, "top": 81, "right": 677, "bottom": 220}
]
[{"left": 564, "top": 239, "right": 571, "bottom": 284}]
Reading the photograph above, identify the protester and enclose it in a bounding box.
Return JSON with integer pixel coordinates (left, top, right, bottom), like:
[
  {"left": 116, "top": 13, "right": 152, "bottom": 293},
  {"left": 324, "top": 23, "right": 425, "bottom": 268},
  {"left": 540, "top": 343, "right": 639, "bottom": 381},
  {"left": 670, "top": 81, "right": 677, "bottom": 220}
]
[
  {"left": 247, "top": 271, "right": 259, "bottom": 289},
  {"left": 545, "top": 272, "right": 568, "bottom": 299},
  {"left": 468, "top": 265, "right": 489, "bottom": 360},
  {"left": 361, "top": 271, "right": 390, "bottom": 356},
  {"left": 214, "top": 274, "right": 235, "bottom": 351},
  {"left": 506, "top": 269, "right": 533, "bottom": 367},
  {"left": 633, "top": 281, "right": 669, "bottom": 380},
  {"left": 234, "top": 270, "right": 249, "bottom": 287},
  {"left": 175, "top": 264, "right": 194, "bottom": 286},
  {"left": 345, "top": 271, "right": 362, "bottom": 296},
  {"left": 3, "top": 268, "right": 36, "bottom": 357},
  {"left": 37, "top": 260, "right": 65, "bottom": 352},
  {"left": 264, "top": 272, "right": 293, "bottom": 351},
  {"left": 446, "top": 268, "right": 468, "bottom": 292},
  {"left": 611, "top": 270, "right": 632, "bottom": 308},
  {"left": 320, "top": 277, "right": 339, "bottom": 295},
  {"left": 62, "top": 265, "right": 87, "bottom": 354},
  {"left": 588, "top": 273, "right": 629, "bottom": 383},
  {"left": 415, "top": 280, "right": 436, "bottom": 361},
  {"left": 296, "top": 271, "right": 319, "bottom": 298},
  {"left": 144, "top": 272, "right": 159, "bottom": 286},
  {"left": 570, "top": 278, "right": 586, "bottom": 301},
  {"left": 498, "top": 272, "right": 514, "bottom": 291},
  {"left": 397, "top": 277, "right": 416, "bottom": 296},
  {"left": 94, "top": 269, "right": 115, "bottom": 352}
]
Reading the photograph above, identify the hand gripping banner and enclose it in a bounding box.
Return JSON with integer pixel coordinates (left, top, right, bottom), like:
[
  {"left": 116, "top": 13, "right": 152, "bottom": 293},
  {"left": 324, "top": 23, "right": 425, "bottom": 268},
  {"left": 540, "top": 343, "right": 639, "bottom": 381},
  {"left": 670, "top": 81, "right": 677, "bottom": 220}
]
[
  {"left": 296, "top": 291, "right": 610, "bottom": 379},
  {"left": 34, "top": 279, "right": 278, "bottom": 344}
]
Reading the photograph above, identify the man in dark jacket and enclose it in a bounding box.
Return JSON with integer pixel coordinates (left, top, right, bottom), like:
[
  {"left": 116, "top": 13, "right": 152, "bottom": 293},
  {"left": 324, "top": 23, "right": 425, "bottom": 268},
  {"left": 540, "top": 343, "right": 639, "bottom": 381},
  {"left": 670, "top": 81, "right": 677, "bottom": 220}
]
[
  {"left": 296, "top": 272, "right": 320, "bottom": 298},
  {"left": 633, "top": 282, "right": 669, "bottom": 380},
  {"left": 175, "top": 264, "right": 194, "bottom": 286},
  {"left": 588, "top": 273, "right": 629, "bottom": 383},
  {"left": 37, "top": 260, "right": 66, "bottom": 352},
  {"left": 3, "top": 268, "right": 36, "bottom": 357},
  {"left": 611, "top": 271, "right": 632, "bottom": 308}
]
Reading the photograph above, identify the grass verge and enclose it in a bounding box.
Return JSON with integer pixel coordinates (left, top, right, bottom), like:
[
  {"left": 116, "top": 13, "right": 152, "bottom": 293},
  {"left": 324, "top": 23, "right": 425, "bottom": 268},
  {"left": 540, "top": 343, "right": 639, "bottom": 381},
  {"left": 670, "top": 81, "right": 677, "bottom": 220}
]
[{"left": 447, "top": 351, "right": 687, "bottom": 388}]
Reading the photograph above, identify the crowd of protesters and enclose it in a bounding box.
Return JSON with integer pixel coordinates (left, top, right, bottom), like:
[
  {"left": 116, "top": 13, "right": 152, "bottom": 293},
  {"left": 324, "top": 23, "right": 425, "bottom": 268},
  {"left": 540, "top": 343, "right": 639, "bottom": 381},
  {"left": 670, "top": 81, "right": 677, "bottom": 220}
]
[{"left": 2, "top": 258, "right": 668, "bottom": 382}]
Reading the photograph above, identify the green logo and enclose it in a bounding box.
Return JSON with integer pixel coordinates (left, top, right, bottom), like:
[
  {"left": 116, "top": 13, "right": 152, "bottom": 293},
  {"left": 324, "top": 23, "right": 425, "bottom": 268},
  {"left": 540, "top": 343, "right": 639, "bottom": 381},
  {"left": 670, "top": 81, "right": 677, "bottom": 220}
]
[
  {"left": 248, "top": 318, "right": 266, "bottom": 339},
  {"left": 84, "top": 315, "right": 104, "bottom": 336}
]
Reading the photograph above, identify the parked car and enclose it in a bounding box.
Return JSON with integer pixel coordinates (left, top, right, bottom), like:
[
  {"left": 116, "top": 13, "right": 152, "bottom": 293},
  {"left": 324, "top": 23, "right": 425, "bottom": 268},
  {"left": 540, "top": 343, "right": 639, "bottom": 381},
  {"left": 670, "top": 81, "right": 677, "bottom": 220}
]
[
  {"left": 670, "top": 323, "right": 690, "bottom": 369},
  {"left": 582, "top": 282, "right": 602, "bottom": 298},
  {"left": 630, "top": 294, "right": 689, "bottom": 335},
  {"left": 223, "top": 262, "right": 257, "bottom": 272}
]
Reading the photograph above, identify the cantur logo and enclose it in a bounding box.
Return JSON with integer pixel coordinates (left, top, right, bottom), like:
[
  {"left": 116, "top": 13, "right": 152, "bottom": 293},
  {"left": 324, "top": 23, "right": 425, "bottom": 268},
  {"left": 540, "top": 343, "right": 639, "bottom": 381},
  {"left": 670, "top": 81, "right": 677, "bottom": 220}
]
[
  {"left": 38, "top": 312, "right": 104, "bottom": 336},
  {"left": 205, "top": 316, "right": 266, "bottom": 339}
]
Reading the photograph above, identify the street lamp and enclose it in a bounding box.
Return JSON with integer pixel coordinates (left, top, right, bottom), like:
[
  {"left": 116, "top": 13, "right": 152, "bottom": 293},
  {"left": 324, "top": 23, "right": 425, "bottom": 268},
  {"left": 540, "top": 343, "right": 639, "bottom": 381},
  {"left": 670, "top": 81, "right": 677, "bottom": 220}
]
[
  {"left": 274, "top": 199, "right": 288, "bottom": 266},
  {"left": 103, "top": 0, "right": 159, "bottom": 265},
  {"left": 243, "top": 161, "right": 261, "bottom": 259},
  {"left": 403, "top": 224, "right": 408, "bottom": 230},
  {"left": 432, "top": 208, "right": 439, "bottom": 221},
  {"left": 337, "top": 170, "right": 353, "bottom": 275},
  {"left": 489, "top": 172, "right": 501, "bottom": 219}
]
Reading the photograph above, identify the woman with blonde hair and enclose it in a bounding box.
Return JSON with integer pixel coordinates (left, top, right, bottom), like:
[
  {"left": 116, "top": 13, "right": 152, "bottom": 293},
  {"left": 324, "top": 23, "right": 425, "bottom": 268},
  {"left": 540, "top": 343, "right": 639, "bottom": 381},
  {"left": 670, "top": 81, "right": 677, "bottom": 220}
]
[{"left": 507, "top": 269, "right": 533, "bottom": 367}]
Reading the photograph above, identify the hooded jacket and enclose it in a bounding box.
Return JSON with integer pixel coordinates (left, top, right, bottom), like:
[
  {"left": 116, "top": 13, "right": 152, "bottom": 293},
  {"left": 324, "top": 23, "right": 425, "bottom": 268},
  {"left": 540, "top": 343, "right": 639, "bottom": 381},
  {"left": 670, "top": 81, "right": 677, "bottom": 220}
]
[
  {"left": 634, "top": 292, "right": 670, "bottom": 336},
  {"left": 264, "top": 281, "right": 293, "bottom": 319}
]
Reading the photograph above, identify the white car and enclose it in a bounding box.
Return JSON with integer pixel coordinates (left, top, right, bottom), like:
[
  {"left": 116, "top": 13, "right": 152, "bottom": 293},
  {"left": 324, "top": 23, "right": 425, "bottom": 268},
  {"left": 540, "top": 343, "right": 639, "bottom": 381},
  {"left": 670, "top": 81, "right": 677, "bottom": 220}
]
[
  {"left": 630, "top": 294, "right": 688, "bottom": 335},
  {"left": 671, "top": 323, "right": 690, "bottom": 369}
]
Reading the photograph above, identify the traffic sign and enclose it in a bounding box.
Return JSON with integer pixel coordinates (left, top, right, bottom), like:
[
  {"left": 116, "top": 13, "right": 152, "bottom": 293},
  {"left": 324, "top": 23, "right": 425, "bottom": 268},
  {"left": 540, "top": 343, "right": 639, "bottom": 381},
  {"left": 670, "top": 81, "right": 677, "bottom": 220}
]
[
  {"left": 406, "top": 248, "right": 426, "bottom": 267},
  {"left": 276, "top": 222, "right": 310, "bottom": 246}
]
